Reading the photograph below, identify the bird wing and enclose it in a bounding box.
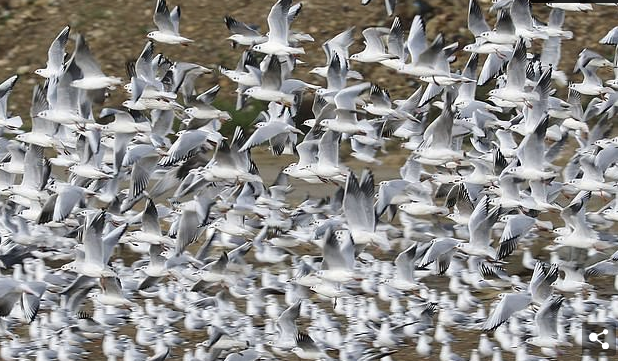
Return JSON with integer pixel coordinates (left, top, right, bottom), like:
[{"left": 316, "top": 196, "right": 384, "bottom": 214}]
[
  {"left": 103, "top": 224, "right": 127, "bottom": 265},
  {"left": 195, "top": 84, "right": 221, "bottom": 105},
  {"left": 53, "top": 186, "right": 84, "bottom": 222},
  {"left": 317, "top": 130, "right": 341, "bottom": 168},
  {"left": 261, "top": 56, "right": 283, "bottom": 91},
  {"left": 176, "top": 205, "right": 201, "bottom": 255},
  {"left": 0, "top": 75, "right": 18, "bottom": 118},
  {"left": 600, "top": 26, "right": 618, "bottom": 45},
  {"left": 83, "top": 210, "right": 106, "bottom": 268},
  {"left": 100, "top": 276, "right": 124, "bottom": 297},
  {"left": 73, "top": 34, "right": 105, "bottom": 78},
  {"left": 406, "top": 15, "right": 427, "bottom": 63},
  {"left": 224, "top": 16, "right": 262, "bottom": 37},
  {"left": 240, "top": 123, "right": 289, "bottom": 152},
  {"left": 534, "top": 295, "right": 563, "bottom": 338},
  {"left": 387, "top": 17, "right": 405, "bottom": 59},
  {"left": 324, "top": 27, "right": 355, "bottom": 61},
  {"left": 343, "top": 170, "right": 376, "bottom": 233},
  {"left": 540, "top": 36, "right": 561, "bottom": 71},
  {"left": 478, "top": 51, "right": 511, "bottom": 86},
  {"left": 548, "top": 8, "right": 565, "bottom": 30},
  {"left": 415, "top": 33, "right": 445, "bottom": 68},
  {"left": 153, "top": 0, "right": 175, "bottom": 33},
  {"left": 506, "top": 38, "right": 527, "bottom": 89},
  {"left": 468, "top": 0, "right": 490, "bottom": 37},
  {"left": 369, "top": 84, "right": 392, "bottom": 109},
  {"left": 130, "top": 153, "right": 159, "bottom": 200},
  {"left": 322, "top": 228, "right": 349, "bottom": 271},
  {"left": 497, "top": 214, "right": 535, "bottom": 259},
  {"left": 169, "top": 6, "right": 181, "bottom": 35},
  {"left": 483, "top": 292, "right": 531, "bottom": 331},
  {"left": 394, "top": 243, "right": 417, "bottom": 282},
  {"left": 277, "top": 299, "right": 301, "bottom": 337},
  {"left": 422, "top": 92, "right": 454, "bottom": 148},
  {"left": 334, "top": 82, "right": 371, "bottom": 110},
  {"left": 362, "top": 27, "right": 389, "bottom": 54},
  {"left": 518, "top": 115, "right": 548, "bottom": 170},
  {"left": 47, "top": 26, "right": 70, "bottom": 73},
  {"left": 142, "top": 198, "right": 162, "bottom": 236},
  {"left": 510, "top": 0, "right": 533, "bottom": 30},
  {"left": 267, "top": 0, "right": 292, "bottom": 44}
]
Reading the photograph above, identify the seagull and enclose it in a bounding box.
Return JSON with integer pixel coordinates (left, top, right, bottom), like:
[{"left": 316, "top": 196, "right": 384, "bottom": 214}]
[
  {"left": 34, "top": 25, "right": 70, "bottom": 79},
  {"left": 570, "top": 49, "right": 615, "bottom": 96},
  {"left": 342, "top": 170, "right": 388, "bottom": 249},
  {"left": 147, "top": 0, "right": 194, "bottom": 45},
  {"left": 91, "top": 276, "right": 135, "bottom": 308},
  {"left": 310, "top": 27, "right": 360, "bottom": 80},
  {"left": 488, "top": 38, "right": 538, "bottom": 107},
  {"left": 239, "top": 105, "right": 303, "bottom": 153},
  {"left": 525, "top": 295, "right": 571, "bottom": 348},
  {"left": 62, "top": 210, "right": 117, "bottom": 278},
  {"left": 397, "top": 33, "right": 451, "bottom": 78},
  {"left": 419, "top": 237, "right": 461, "bottom": 275},
  {"left": 413, "top": 91, "right": 464, "bottom": 165},
  {"left": 505, "top": 116, "right": 557, "bottom": 181},
  {"left": 457, "top": 195, "right": 500, "bottom": 259},
  {"left": 71, "top": 34, "right": 122, "bottom": 90},
  {"left": 586, "top": 250, "right": 618, "bottom": 277},
  {"left": 510, "top": 0, "right": 548, "bottom": 41},
  {"left": 350, "top": 27, "right": 397, "bottom": 63},
  {"left": 482, "top": 291, "right": 531, "bottom": 331},
  {"left": 201, "top": 326, "right": 249, "bottom": 352},
  {"left": 0, "top": 75, "right": 22, "bottom": 132},
  {"left": 251, "top": 0, "right": 305, "bottom": 56},
  {"left": 496, "top": 214, "right": 536, "bottom": 260},
  {"left": 224, "top": 16, "right": 268, "bottom": 47},
  {"left": 317, "top": 227, "right": 357, "bottom": 283},
  {"left": 0, "top": 277, "right": 46, "bottom": 323},
  {"left": 304, "top": 130, "right": 347, "bottom": 183},
  {"left": 363, "top": 84, "right": 407, "bottom": 119},
  {"left": 291, "top": 333, "right": 329, "bottom": 360},
  {"left": 184, "top": 85, "right": 231, "bottom": 121},
  {"left": 382, "top": 243, "right": 424, "bottom": 291},
  {"left": 244, "top": 56, "right": 296, "bottom": 106}
]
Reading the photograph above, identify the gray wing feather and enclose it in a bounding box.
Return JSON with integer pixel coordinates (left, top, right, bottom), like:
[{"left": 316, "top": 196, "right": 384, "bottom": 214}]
[
  {"left": 468, "top": 0, "right": 490, "bottom": 37},
  {"left": 153, "top": 0, "right": 175, "bottom": 33},
  {"left": 47, "top": 26, "right": 70, "bottom": 73},
  {"left": 73, "top": 34, "right": 104, "bottom": 77},
  {"left": 483, "top": 292, "right": 531, "bottom": 331},
  {"left": 267, "top": 0, "right": 291, "bottom": 44}
]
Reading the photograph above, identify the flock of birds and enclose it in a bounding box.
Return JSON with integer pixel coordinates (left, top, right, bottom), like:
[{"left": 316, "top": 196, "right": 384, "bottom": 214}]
[{"left": 3, "top": 0, "right": 618, "bottom": 360}]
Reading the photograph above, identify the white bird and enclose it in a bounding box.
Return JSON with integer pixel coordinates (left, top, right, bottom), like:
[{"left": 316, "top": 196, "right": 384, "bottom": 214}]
[
  {"left": 0, "top": 278, "right": 46, "bottom": 323},
  {"left": 251, "top": 0, "right": 305, "bottom": 56},
  {"left": 147, "top": 0, "right": 194, "bottom": 45},
  {"left": 350, "top": 27, "right": 397, "bottom": 63},
  {"left": 71, "top": 34, "right": 122, "bottom": 90},
  {"left": 34, "top": 25, "right": 70, "bottom": 79},
  {"left": 525, "top": 296, "right": 571, "bottom": 348}
]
